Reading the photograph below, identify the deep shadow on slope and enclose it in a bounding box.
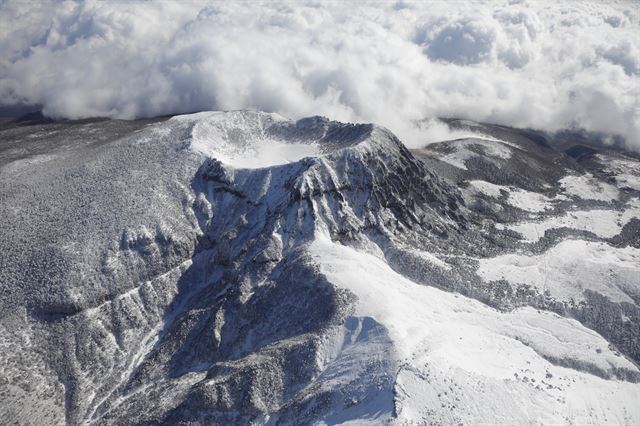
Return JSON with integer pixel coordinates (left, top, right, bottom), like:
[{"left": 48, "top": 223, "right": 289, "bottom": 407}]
[{"left": 87, "top": 116, "right": 398, "bottom": 424}]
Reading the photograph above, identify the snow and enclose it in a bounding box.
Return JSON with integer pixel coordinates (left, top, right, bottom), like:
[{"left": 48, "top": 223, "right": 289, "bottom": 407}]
[
  {"left": 467, "top": 171, "right": 625, "bottom": 216},
  {"left": 559, "top": 173, "right": 619, "bottom": 202},
  {"left": 214, "top": 140, "right": 320, "bottom": 169},
  {"left": 467, "top": 180, "right": 504, "bottom": 198},
  {"left": 1, "top": 154, "right": 59, "bottom": 174},
  {"left": 3, "top": 110, "right": 639, "bottom": 424},
  {"left": 477, "top": 239, "right": 640, "bottom": 304},
  {"left": 467, "top": 180, "right": 555, "bottom": 212},
  {"left": 500, "top": 201, "right": 640, "bottom": 242},
  {"left": 176, "top": 111, "right": 321, "bottom": 169},
  {"left": 507, "top": 188, "right": 555, "bottom": 213},
  {"left": 309, "top": 233, "right": 640, "bottom": 424},
  {"left": 409, "top": 249, "right": 451, "bottom": 271},
  {"left": 595, "top": 155, "right": 640, "bottom": 191},
  {"left": 439, "top": 138, "right": 516, "bottom": 170}
]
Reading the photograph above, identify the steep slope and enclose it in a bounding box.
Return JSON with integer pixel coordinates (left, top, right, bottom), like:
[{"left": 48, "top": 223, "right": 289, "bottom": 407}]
[{"left": 0, "top": 111, "right": 639, "bottom": 425}]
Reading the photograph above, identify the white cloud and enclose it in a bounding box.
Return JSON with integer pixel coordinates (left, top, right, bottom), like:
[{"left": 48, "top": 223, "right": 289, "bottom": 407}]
[{"left": 0, "top": 0, "right": 638, "bottom": 150}]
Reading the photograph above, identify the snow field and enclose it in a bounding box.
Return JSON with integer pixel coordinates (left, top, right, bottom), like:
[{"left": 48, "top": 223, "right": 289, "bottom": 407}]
[{"left": 309, "top": 233, "right": 640, "bottom": 425}]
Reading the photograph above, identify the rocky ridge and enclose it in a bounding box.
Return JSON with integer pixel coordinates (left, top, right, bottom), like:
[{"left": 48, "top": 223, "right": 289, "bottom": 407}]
[{"left": 0, "top": 111, "right": 639, "bottom": 424}]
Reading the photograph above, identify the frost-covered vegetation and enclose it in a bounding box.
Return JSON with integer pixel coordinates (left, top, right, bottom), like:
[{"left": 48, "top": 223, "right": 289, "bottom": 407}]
[{"left": 1, "top": 111, "right": 639, "bottom": 424}]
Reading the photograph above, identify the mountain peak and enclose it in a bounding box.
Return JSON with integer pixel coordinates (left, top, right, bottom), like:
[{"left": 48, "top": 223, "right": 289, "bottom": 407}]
[{"left": 1, "top": 112, "right": 639, "bottom": 424}]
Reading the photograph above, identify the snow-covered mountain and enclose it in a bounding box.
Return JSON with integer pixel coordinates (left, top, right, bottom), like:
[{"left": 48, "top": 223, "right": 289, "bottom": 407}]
[{"left": 1, "top": 111, "right": 639, "bottom": 425}]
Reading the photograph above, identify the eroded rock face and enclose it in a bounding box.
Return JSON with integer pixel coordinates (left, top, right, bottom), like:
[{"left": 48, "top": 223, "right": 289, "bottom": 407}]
[{"left": 1, "top": 111, "right": 639, "bottom": 425}]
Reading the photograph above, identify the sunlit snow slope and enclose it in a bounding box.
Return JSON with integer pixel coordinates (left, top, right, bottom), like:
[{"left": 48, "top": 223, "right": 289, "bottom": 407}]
[{"left": 0, "top": 111, "right": 639, "bottom": 425}]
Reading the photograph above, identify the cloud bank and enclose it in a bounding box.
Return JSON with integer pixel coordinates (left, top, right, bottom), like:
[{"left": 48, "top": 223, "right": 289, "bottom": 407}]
[{"left": 1, "top": 1, "right": 638, "bottom": 149}]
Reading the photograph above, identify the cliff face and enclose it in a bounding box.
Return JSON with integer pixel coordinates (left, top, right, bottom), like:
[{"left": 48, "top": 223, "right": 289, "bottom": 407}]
[{"left": 1, "top": 111, "right": 639, "bottom": 425}]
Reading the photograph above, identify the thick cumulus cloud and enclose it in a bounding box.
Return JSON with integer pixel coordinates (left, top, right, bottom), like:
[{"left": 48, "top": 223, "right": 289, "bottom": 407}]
[{"left": 0, "top": 0, "right": 638, "bottom": 149}]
